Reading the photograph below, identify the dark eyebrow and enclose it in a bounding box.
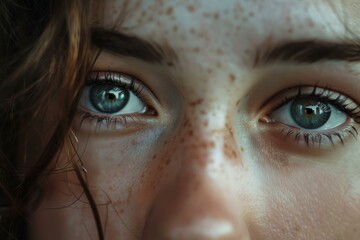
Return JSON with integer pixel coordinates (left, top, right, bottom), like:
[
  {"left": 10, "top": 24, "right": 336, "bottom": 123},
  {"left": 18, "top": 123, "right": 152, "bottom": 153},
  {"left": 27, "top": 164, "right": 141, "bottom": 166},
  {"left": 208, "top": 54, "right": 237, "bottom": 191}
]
[
  {"left": 255, "top": 40, "right": 360, "bottom": 66},
  {"left": 91, "top": 28, "right": 175, "bottom": 64}
]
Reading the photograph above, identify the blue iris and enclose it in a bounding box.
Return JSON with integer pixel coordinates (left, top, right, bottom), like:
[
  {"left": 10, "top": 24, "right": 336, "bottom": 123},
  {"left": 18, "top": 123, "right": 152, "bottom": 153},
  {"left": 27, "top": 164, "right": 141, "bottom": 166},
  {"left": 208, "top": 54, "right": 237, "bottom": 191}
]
[
  {"left": 290, "top": 98, "right": 331, "bottom": 129},
  {"left": 89, "top": 85, "right": 129, "bottom": 113}
]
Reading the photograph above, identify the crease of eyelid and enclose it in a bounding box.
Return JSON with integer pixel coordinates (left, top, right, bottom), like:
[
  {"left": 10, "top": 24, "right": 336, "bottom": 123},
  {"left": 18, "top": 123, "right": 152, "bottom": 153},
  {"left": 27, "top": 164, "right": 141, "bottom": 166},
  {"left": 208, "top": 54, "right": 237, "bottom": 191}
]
[
  {"left": 254, "top": 39, "right": 360, "bottom": 66},
  {"left": 91, "top": 27, "right": 179, "bottom": 66}
]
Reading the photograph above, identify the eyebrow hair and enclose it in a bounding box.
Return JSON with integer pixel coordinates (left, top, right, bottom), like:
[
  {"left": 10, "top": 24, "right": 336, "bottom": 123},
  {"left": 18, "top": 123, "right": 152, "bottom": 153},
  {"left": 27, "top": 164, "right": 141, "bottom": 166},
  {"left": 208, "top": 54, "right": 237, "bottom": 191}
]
[
  {"left": 91, "top": 28, "right": 170, "bottom": 64},
  {"left": 255, "top": 40, "right": 360, "bottom": 66},
  {"left": 91, "top": 28, "right": 360, "bottom": 66}
]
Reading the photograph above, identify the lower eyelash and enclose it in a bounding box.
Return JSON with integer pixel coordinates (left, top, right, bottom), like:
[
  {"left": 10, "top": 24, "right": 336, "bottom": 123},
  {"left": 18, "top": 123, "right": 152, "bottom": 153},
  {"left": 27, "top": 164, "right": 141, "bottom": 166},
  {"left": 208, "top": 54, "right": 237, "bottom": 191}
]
[
  {"left": 76, "top": 111, "right": 142, "bottom": 130},
  {"left": 281, "top": 125, "right": 359, "bottom": 148}
]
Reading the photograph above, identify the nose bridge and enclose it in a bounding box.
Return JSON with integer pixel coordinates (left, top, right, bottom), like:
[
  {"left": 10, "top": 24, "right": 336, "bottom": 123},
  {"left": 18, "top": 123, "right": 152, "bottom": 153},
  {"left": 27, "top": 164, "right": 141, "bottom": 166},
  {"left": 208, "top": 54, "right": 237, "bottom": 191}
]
[
  {"left": 141, "top": 103, "right": 251, "bottom": 239},
  {"left": 178, "top": 100, "right": 240, "bottom": 171}
]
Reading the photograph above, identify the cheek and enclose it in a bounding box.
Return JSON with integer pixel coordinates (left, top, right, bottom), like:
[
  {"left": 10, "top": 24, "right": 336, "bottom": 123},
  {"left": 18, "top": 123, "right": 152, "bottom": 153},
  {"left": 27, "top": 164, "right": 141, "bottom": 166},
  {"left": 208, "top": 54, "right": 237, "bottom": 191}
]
[
  {"left": 247, "top": 131, "right": 360, "bottom": 238},
  {"left": 261, "top": 169, "right": 359, "bottom": 238},
  {"left": 49, "top": 128, "right": 170, "bottom": 236}
]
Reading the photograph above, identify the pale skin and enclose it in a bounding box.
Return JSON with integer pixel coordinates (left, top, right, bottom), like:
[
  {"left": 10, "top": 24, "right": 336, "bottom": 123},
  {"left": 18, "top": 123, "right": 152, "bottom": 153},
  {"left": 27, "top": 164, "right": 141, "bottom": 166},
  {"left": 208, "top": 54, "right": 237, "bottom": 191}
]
[{"left": 30, "top": 0, "right": 360, "bottom": 239}]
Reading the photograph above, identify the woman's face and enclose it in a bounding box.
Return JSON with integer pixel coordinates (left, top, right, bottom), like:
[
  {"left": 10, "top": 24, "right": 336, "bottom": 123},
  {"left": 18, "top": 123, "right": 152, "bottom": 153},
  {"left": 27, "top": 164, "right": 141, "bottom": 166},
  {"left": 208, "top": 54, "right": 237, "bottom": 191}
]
[{"left": 31, "top": 0, "right": 360, "bottom": 239}]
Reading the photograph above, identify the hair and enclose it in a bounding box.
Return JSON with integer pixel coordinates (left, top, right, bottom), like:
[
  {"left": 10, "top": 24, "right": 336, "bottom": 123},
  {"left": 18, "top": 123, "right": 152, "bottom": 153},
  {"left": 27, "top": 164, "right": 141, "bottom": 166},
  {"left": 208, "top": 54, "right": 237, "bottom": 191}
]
[{"left": 0, "top": 0, "right": 103, "bottom": 239}]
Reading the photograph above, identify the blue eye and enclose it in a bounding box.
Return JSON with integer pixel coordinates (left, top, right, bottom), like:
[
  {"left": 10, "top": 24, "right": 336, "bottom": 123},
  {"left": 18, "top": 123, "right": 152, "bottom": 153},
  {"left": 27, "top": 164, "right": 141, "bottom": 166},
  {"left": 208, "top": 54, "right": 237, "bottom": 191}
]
[
  {"left": 79, "top": 72, "right": 148, "bottom": 116},
  {"left": 263, "top": 86, "right": 360, "bottom": 147},
  {"left": 270, "top": 97, "right": 346, "bottom": 131}
]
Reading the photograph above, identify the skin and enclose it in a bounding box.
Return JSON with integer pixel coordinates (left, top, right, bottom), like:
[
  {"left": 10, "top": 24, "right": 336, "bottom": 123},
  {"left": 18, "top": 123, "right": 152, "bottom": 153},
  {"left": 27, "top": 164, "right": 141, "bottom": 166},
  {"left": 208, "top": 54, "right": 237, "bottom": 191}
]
[{"left": 30, "top": 0, "right": 360, "bottom": 239}]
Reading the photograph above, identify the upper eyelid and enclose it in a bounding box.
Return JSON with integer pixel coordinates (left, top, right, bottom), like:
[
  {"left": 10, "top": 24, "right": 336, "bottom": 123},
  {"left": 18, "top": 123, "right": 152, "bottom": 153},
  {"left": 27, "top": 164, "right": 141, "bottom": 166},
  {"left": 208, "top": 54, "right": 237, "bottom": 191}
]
[
  {"left": 87, "top": 71, "right": 162, "bottom": 103},
  {"left": 265, "top": 86, "right": 359, "bottom": 107}
]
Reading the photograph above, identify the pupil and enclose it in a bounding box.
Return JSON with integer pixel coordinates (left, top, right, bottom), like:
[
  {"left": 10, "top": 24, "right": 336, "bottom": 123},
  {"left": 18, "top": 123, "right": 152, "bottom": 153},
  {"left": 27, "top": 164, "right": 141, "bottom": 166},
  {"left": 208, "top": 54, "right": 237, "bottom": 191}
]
[
  {"left": 90, "top": 85, "right": 130, "bottom": 113},
  {"left": 107, "top": 93, "right": 116, "bottom": 101},
  {"left": 305, "top": 108, "right": 314, "bottom": 115},
  {"left": 290, "top": 98, "right": 331, "bottom": 129}
]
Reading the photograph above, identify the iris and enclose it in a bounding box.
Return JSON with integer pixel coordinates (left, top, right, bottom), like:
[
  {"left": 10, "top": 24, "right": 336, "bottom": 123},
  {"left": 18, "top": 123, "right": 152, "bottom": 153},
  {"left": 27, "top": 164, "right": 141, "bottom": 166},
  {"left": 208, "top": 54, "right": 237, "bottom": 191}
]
[
  {"left": 290, "top": 98, "right": 331, "bottom": 129},
  {"left": 89, "top": 85, "right": 129, "bottom": 113}
]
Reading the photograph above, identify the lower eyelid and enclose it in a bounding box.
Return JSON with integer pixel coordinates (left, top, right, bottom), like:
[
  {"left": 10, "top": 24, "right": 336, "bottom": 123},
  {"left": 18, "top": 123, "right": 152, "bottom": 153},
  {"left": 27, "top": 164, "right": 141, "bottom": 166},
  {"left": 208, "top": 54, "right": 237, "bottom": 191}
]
[
  {"left": 262, "top": 119, "right": 358, "bottom": 148},
  {"left": 73, "top": 111, "right": 154, "bottom": 132}
]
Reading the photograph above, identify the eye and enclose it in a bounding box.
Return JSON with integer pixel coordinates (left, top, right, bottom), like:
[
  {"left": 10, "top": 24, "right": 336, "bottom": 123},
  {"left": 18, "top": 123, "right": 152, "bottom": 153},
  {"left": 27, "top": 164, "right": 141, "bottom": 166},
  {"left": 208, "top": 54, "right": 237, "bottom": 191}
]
[
  {"left": 263, "top": 86, "right": 360, "bottom": 147},
  {"left": 82, "top": 84, "right": 146, "bottom": 115},
  {"left": 270, "top": 97, "right": 347, "bottom": 131},
  {"left": 77, "top": 71, "right": 156, "bottom": 130}
]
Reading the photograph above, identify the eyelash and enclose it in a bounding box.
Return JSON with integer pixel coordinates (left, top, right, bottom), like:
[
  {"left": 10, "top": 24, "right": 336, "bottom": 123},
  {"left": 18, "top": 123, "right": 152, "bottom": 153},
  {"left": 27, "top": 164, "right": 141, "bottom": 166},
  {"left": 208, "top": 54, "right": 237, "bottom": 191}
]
[
  {"left": 77, "top": 74, "right": 360, "bottom": 148},
  {"left": 266, "top": 85, "right": 360, "bottom": 147},
  {"left": 77, "top": 71, "right": 154, "bottom": 129}
]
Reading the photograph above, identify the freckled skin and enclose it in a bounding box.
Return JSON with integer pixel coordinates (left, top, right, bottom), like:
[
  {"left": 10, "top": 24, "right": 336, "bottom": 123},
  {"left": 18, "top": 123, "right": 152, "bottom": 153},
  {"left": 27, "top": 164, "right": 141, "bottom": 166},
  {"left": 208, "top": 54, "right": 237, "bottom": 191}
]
[{"left": 29, "top": 0, "right": 360, "bottom": 240}]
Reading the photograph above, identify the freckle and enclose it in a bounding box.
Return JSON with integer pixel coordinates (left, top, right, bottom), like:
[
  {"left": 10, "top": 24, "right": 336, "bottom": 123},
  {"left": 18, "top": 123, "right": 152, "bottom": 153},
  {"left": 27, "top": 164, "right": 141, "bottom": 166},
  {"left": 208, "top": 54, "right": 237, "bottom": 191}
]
[
  {"left": 232, "top": 150, "right": 237, "bottom": 158},
  {"left": 187, "top": 5, "right": 195, "bottom": 12},
  {"left": 141, "top": 10, "right": 146, "bottom": 17},
  {"left": 240, "top": 147, "right": 244, "bottom": 152},
  {"left": 166, "top": 7, "right": 173, "bottom": 16},
  {"left": 206, "top": 68, "right": 213, "bottom": 74},
  {"left": 203, "top": 120, "right": 209, "bottom": 127},
  {"left": 131, "top": 139, "right": 138, "bottom": 145},
  {"left": 294, "top": 224, "right": 301, "bottom": 232},
  {"left": 193, "top": 47, "right": 200, "bottom": 52},
  {"left": 172, "top": 25, "right": 178, "bottom": 32},
  {"left": 180, "top": 137, "right": 185, "bottom": 143},
  {"left": 223, "top": 143, "right": 233, "bottom": 159},
  {"left": 287, "top": 28, "right": 293, "bottom": 33},
  {"left": 188, "top": 130, "right": 194, "bottom": 136},
  {"left": 190, "top": 28, "right": 196, "bottom": 34},
  {"left": 249, "top": 12, "right": 255, "bottom": 17},
  {"left": 199, "top": 140, "right": 215, "bottom": 149},
  {"left": 216, "top": 61, "right": 222, "bottom": 68},
  {"left": 213, "top": 12, "right": 219, "bottom": 20},
  {"left": 165, "top": 158, "right": 171, "bottom": 165},
  {"left": 216, "top": 48, "right": 223, "bottom": 56},
  {"left": 152, "top": 154, "right": 157, "bottom": 159},
  {"left": 189, "top": 98, "right": 203, "bottom": 107},
  {"left": 127, "top": 186, "right": 133, "bottom": 203},
  {"left": 229, "top": 73, "right": 236, "bottom": 82},
  {"left": 183, "top": 117, "right": 191, "bottom": 127}
]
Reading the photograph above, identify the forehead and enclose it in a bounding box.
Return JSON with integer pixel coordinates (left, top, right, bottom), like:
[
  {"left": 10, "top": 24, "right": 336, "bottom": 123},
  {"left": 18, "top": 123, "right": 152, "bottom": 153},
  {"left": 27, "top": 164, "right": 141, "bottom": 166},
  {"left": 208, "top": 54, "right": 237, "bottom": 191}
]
[{"left": 98, "top": 0, "right": 360, "bottom": 42}]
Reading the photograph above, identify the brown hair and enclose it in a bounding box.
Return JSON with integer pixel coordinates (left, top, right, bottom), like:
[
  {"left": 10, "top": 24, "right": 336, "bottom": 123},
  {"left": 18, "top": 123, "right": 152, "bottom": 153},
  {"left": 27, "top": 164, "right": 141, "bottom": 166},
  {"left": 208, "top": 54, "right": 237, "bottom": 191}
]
[{"left": 0, "top": 0, "right": 103, "bottom": 239}]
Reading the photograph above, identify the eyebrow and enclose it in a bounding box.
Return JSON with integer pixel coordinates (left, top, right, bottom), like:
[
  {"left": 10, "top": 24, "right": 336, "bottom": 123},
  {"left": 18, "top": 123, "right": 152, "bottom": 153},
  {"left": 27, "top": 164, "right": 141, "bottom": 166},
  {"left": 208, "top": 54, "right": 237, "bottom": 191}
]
[
  {"left": 91, "top": 28, "right": 174, "bottom": 64},
  {"left": 91, "top": 28, "right": 360, "bottom": 66},
  {"left": 256, "top": 40, "right": 360, "bottom": 66}
]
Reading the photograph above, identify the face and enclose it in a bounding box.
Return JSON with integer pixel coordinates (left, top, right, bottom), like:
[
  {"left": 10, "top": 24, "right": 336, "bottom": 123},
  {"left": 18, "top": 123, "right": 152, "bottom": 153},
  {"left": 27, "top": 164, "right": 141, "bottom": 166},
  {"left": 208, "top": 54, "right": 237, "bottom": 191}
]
[{"left": 30, "top": 0, "right": 360, "bottom": 239}]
